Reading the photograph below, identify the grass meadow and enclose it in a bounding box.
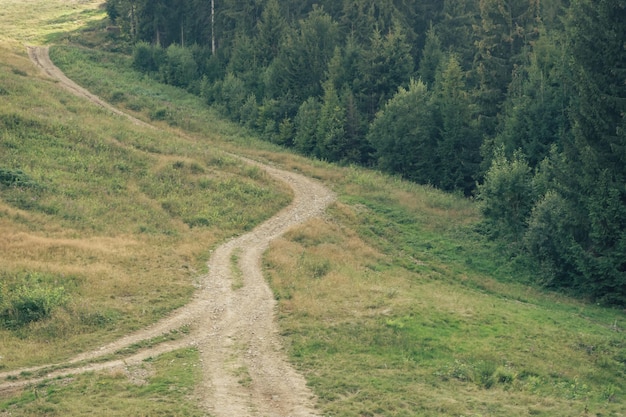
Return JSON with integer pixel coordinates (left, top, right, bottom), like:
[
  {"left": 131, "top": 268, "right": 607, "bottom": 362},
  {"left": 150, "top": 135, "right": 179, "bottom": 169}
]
[
  {"left": 0, "top": 0, "right": 290, "bottom": 372},
  {"left": 1, "top": 2, "right": 625, "bottom": 416}
]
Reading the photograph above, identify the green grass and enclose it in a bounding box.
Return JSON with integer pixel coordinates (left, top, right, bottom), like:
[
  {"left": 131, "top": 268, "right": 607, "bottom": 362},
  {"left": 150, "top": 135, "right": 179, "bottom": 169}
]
[
  {"left": 0, "top": 348, "right": 204, "bottom": 417},
  {"left": 230, "top": 248, "right": 245, "bottom": 291},
  {"left": 0, "top": 0, "right": 104, "bottom": 45},
  {"left": 265, "top": 168, "right": 626, "bottom": 416},
  {"left": 0, "top": 4, "right": 624, "bottom": 416}
]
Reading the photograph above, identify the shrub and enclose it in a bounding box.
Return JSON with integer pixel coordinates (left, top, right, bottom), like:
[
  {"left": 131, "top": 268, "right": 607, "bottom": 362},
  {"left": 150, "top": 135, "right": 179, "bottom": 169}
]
[
  {"left": 109, "top": 90, "right": 126, "bottom": 103},
  {"left": 477, "top": 148, "right": 535, "bottom": 241},
  {"left": 132, "top": 41, "right": 158, "bottom": 73},
  {"left": 160, "top": 44, "right": 198, "bottom": 88},
  {"left": 0, "top": 283, "right": 68, "bottom": 329},
  {"left": 149, "top": 107, "right": 170, "bottom": 121},
  {"left": 0, "top": 168, "right": 37, "bottom": 188},
  {"left": 239, "top": 94, "right": 259, "bottom": 129}
]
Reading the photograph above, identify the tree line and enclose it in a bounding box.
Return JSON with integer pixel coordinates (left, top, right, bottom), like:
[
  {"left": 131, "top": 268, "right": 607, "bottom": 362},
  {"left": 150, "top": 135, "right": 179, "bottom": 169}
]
[{"left": 105, "top": 0, "right": 625, "bottom": 305}]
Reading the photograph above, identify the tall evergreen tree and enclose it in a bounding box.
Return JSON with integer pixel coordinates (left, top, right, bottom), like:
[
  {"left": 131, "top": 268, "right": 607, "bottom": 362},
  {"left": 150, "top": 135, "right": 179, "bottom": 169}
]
[
  {"left": 419, "top": 26, "right": 444, "bottom": 87},
  {"left": 294, "top": 97, "right": 321, "bottom": 156},
  {"left": 339, "top": 0, "right": 377, "bottom": 44},
  {"left": 255, "top": 0, "right": 286, "bottom": 67},
  {"left": 267, "top": 6, "right": 339, "bottom": 106},
  {"left": 559, "top": 0, "right": 625, "bottom": 301},
  {"left": 218, "top": 0, "right": 263, "bottom": 40},
  {"left": 436, "top": 0, "right": 478, "bottom": 71},
  {"left": 106, "top": 0, "right": 140, "bottom": 40},
  {"left": 135, "top": 0, "right": 168, "bottom": 45},
  {"left": 316, "top": 81, "right": 347, "bottom": 162},
  {"left": 496, "top": 31, "right": 570, "bottom": 167},
  {"left": 432, "top": 55, "right": 481, "bottom": 194},
  {"left": 521, "top": 0, "right": 625, "bottom": 304},
  {"left": 341, "top": 87, "right": 370, "bottom": 164},
  {"left": 357, "top": 24, "right": 414, "bottom": 120},
  {"left": 226, "top": 32, "right": 261, "bottom": 95},
  {"left": 472, "top": 0, "right": 541, "bottom": 137}
]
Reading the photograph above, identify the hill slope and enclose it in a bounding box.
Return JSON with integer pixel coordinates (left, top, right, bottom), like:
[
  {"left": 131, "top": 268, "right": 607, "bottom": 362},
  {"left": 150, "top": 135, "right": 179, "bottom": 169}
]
[{"left": 0, "top": 2, "right": 624, "bottom": 416}]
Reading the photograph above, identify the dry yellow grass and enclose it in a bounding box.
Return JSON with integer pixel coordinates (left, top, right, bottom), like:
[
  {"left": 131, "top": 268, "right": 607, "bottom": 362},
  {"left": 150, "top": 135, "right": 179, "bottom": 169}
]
[
  {"left": 0, "top": 12, "right": 291, "bottom": 370},
  {"left": 0, "top": 0, "right": 103, "bottom": 44}
]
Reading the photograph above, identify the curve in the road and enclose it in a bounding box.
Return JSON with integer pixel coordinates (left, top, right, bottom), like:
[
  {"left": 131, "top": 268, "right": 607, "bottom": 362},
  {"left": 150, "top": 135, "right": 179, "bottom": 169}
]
[{"left": 0, "top": 46, "right": 335, "bottom": 417}]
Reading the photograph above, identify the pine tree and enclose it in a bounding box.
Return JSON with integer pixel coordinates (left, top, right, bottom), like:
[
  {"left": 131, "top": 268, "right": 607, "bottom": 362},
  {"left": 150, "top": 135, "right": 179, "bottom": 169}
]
[
  {"left": 255, "top": 0, "right": 286, "bottom": 67},
  {"left": 560, "top": 0, "right": 626, "bottom": 302},
  {"left": 496, "top": 31, "right": 570, "bottom": 167},
  {"left": 433, "top": 55, "right": 481, "bottom": 194},
  {"left": 316, "top": 81, "right": 347, "bottom": 162},
  {"left": 419, "top": 26, "right": 444, "bottom": 87},
  {"left": 357, "top": 24, "right": 414, "bottom": 120}
]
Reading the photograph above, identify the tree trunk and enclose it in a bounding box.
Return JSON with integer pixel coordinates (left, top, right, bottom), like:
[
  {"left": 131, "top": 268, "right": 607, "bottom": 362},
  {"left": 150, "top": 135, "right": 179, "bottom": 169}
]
[{"left": 211, "top": 0, "right": 216, "bottom": 54}]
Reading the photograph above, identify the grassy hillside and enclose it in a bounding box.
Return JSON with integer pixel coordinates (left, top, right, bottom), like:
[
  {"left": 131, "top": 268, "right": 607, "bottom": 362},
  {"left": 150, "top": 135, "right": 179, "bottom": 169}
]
[
  {"left": 0, "top": 0, "right": 290, "bottom": 377},
  {"left": 0, "top": 2, "right": 624, "bottom": 416}
]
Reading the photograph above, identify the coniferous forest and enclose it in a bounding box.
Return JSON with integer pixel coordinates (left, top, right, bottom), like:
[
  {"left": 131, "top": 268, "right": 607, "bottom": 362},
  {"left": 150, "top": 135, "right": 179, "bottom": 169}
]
[{"left": 104, "top": 0, "right": 625, "bottom": 305}]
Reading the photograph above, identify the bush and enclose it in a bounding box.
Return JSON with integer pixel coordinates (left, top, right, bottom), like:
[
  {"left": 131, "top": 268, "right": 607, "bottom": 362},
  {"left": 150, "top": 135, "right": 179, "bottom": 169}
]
[
  {"left": 477, "top": 148, "right": 535, "bottom": 241},
  {"left": 149, "top": 107, "right": 170, "bottom": 121},
  {"left": 0, "top": 168, "right": 37, "bottom": 188},
  {"left": 367, "top": 79, "right": 437, "bottom": 183},
  {"left": 132, "top": 41, "right": 159, "bottom": 73},
  {"left": 524, "top": 190, "right": 579, "bottom": 287},
  {"left": 109, "top": 90, "right": 126, "bottom": 103},
  {"left": 160, "top": 44, "right": 198, "bottom": 88},
  {"left": 0, "top": 282, "right": 68, "bottom": 329}
]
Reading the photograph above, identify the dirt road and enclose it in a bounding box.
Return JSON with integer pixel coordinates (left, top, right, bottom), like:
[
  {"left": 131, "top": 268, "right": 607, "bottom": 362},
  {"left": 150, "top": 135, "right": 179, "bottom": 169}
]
[{"left": 0, "top": 46, "right": 335, "bottom": 416}]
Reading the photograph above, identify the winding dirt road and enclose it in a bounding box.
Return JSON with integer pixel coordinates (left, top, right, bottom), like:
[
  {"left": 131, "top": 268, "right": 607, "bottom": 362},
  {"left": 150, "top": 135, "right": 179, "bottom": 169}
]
[{"left": 0, "top": 46, "right": 335, "bottom": 416}]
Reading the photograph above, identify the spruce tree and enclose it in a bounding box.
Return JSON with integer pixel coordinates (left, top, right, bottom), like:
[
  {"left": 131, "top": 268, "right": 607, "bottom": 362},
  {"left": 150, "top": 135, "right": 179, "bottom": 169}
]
[
  {"left": 316, "top": 81, "right": 347, "bottom": 162},
  {"left": 560, "top": 0, "right": 626, "bottom": 302},
  {"left": 419, "top": 27, "right": 444, "bottom": 87},
  {"left": 432, "top": 55, "right": 481, "bottom": 194},
  {"left": 357, "top": 24, "right": 414, "bottom": 120},
  {"left": 294, "top": 98, "right": 321, "bottom": 156},
  {"left": 496, "top": 31, "right": 570, "bottom": 167},
  {"left": 472, "top": 0, "right": 541, "bottom": 137},
  {"left": 256, "top": 0, "right": 286, "bottom": 67}
]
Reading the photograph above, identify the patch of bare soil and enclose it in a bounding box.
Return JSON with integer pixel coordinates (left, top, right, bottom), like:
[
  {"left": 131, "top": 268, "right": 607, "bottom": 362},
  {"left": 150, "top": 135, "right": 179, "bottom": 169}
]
[{"left": 0, "top": 46, "right": 335, "bottom": 417}]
